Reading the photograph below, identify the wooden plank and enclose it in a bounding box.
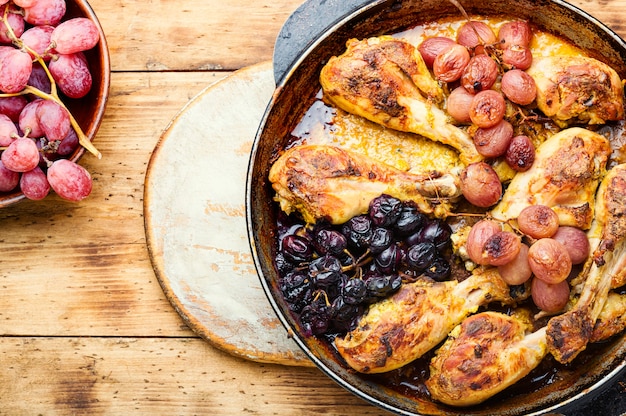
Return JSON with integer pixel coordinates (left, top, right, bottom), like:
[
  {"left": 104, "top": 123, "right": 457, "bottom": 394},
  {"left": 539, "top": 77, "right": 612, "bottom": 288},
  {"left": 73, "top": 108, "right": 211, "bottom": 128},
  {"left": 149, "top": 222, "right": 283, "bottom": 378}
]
[
  {"left": 85, "top": 0, "right": 626, "bottom": 73},
  {"left": 89, "top": 0, "right": 303, "bottom": 72},
  {"left": 0, "top": 72, "right": 229, "bottom": 337},
  {"left": 0, "top": 337, "right": 383, "bottom": 416}
]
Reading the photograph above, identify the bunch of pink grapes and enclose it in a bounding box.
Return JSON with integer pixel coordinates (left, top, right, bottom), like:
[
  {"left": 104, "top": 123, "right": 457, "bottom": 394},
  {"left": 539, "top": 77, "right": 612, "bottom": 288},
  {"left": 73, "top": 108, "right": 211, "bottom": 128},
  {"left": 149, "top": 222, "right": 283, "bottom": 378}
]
[{"left": 0, "top": 0, "right": 100, "bottom": 202}]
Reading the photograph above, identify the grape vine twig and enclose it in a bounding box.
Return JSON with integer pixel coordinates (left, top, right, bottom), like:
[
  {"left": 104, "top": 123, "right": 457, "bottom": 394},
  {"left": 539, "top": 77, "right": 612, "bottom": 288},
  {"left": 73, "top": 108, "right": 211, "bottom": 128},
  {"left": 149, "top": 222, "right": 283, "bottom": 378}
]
[{"left": 0, "top": 5, "right": 101, "bottom": 159}]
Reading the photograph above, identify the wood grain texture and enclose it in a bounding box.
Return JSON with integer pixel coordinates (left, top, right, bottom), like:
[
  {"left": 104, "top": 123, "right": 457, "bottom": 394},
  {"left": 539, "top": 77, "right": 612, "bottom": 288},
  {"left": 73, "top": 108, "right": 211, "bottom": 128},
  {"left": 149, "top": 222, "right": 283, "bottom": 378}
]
[
  {"left": 90, "top": 0, "right": 303, "bottom": 71},
  {"left": 0, "top": 337, "right": 380, "bottom": 415}
]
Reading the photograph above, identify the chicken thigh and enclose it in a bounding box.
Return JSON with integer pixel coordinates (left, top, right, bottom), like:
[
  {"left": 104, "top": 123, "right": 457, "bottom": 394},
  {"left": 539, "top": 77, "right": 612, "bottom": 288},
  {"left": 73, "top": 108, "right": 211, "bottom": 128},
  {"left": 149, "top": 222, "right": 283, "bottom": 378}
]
[
  {"left": 426, "top": 311, "right": 547, "bottom": 407},
  {"left": 334, "top": 268, "right": 525, "bottom": 374},
  {"left": 269, "top": 144, "right": 461, "bottom": 224},
  {"left": 546, "top": 163, "right": 626, "bottom": 363},
  {"left": 491, "top": 127, "right": 611, "bottom": 229},
  {"left": 527, "top": 56, "right": 624, "bottom": 127},
  {"left": 319, "top": 36, "right": 483, "bottom": 165}
]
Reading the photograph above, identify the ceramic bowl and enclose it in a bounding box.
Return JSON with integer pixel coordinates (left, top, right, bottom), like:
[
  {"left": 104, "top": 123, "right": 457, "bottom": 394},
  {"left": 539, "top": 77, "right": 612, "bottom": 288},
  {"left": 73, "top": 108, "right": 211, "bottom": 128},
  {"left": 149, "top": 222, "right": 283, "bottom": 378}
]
[{"left": 0, "top": 0, "right": 110, "bottom": 207}]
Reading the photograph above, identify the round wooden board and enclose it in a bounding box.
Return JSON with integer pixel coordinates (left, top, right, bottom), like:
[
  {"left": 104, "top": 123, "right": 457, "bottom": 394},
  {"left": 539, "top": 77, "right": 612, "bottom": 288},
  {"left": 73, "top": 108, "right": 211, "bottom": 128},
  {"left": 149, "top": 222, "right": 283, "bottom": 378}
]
[{"left": 144, "top": 61, "right": 312, "bottom": 367}]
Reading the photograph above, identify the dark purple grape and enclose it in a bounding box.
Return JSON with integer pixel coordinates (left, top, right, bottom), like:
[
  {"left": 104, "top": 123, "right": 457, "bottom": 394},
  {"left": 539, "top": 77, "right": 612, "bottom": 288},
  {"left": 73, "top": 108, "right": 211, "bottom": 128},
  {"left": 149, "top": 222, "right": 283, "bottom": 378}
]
[
  {"left": 375, "top": 243, "right": 405, "bottom": 274},
  {"left": 364, "top": 273, "right": 402, "bottom": 300},
  {"left": 370, "top": 227, "right": 393, "bottom": 254},
  {"left": 331, "top": 296, "right": 363, "bottom": 331},
  {"left": 281, "top": 234, "right": 314, "bottom": 263},
  {"left": 393, "top": 202, "right": 425, "bottom": 236},
  {"left": 314, "top": 228, "right": 348, "bottom": 255},
  {"left": 279, "top": 271, "right": 313, "bottom": 313},
  {"left": 342, "top": 278, "right": 367, "bottom": 304},
  {"left": 406, "top": 242, "right": 437, "bottom": 272},
  {"left": 342, "top": 215, "right": 374, "bottom": 249},
  {"left": 274, "top": 252, "right": 294, "bottom": 275},
  {"left": 299, "top": 298, "right": 332, "bottom": 336},
  {"left": 425, "top": 257, "right": 451, "bottom": 281},
  {"left": 308, "top": 255, "right": 342, "bottom": 288},
  {"left": 414, "top": 219, "right": 452, "bottom": 251},
  {"left": 369, "top": 194, "right": 402, "bottom": 227}
]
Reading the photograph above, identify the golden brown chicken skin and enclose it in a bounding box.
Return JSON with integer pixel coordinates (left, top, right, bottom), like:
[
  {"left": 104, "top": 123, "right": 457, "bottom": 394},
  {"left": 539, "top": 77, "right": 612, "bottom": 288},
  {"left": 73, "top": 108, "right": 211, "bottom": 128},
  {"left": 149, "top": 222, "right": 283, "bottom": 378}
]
[
  {"left": 527, "top": 56, "right": 624, "bottom": 126},
  {"left": 268, "top": 144, "right": 461, "bottom": 224},
  {"left": 320, "top": 36, "right": 482, "bottom": 165},
  {"left": 334, "top": 268, "right": 524, "bottom": 374},
  {"left": 426, "top": 311, "right": 547, "bottom": 407},
  {"left": 491, "top": 127, "right": 611, "bottom": 229}
]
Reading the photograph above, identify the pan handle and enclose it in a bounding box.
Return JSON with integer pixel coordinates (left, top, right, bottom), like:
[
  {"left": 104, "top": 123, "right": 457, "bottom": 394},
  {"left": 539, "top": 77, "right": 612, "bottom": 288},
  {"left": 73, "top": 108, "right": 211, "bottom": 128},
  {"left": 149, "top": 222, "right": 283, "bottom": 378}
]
[{"left": 272, "top": 0, "right": 372, "bottom": 84}]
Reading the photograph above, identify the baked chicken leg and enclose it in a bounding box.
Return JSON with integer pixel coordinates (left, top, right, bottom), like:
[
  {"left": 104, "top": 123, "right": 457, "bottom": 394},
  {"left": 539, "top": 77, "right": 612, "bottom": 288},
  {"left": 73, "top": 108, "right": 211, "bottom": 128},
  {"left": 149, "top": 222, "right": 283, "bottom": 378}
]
[
  {"left": 319, "top": 36, "right": 483, "bottom": 165},
  {"left": 426, "top": 311, "right": 547, "bottom": 407},
  {"left": 546, "top": 163, "right": 626, "bottom": 364},
  {"left": 591, "top": 292, "right": 626, "bottom": 343},
  {"left": 333, "top": 268, "right": 525, "bottom": 374},
  {"left": 269, "top": 144, "right": 461, "bottom": 224},
  {"left": 491, "top": 127, "right": 611, "bottom": 229},
  {"left": 527, "top": 56, "right": 624, "bottom": 127}
]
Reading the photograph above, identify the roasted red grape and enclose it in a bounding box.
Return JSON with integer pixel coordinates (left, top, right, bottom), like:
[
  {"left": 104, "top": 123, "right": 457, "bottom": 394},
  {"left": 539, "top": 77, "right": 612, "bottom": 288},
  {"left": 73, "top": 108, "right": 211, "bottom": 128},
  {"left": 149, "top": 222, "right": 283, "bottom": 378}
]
[
  {"left": 517, "top": 205, "right": 559, "bottom": 239},
  {"left": 502, "top": 45, "right": 533, "bottom": 70},
  {"left": 481, "top": 231, "right": 521, "bottom": 266},
  {"left": 473, "top": 119, "right": 513, "bottom": 158},
  {"left": 505, "top": 134, "right": 535, "bottom": 171},
  {"left": 433, "top": 43, "right": 470, "bottom": 83},
  {"left": 498, "top": 20, "right": 532, "bottom": 49},
  {"left": 461, "top": 54, "right": 498, "bottom": 94},
  {"left": 552, "top": 226, "right": 590, "bottom": 264},
  {"left": 498, "top": 243, "right": 532, "bottom": 285},
  {"left": 469, "top": 90, "right": 506, "bottom": 128},
  {"left": 466, "top": 219, "right": 501, "bottom": 265},
  {"left": 531, "top": 277, "right": 570, "bottom": 313},
  {"left": 418, "top": 36, "right": 456, "bottom": 68},
  {"left": 456, "top": 21, "right": 497, "bottom": 49},
  {"left": 528, "top": 238, "right": 572, "bottom": 284},
  {"left": 501, "top": 69, "right": 537, "bottom": 105},
  {"left": 460, "top": 162, "right": 502, "bottom": 207},
  {"left": 447, "top": 86, "right": 474, "bottom": 123}
]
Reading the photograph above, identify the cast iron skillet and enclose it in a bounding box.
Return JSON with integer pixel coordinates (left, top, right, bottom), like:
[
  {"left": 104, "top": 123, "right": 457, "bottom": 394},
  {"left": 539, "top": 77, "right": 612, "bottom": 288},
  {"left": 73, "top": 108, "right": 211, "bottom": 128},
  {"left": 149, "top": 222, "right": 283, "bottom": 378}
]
[{"left": 247, "top": 0, "right": 626, "bottom": 414}]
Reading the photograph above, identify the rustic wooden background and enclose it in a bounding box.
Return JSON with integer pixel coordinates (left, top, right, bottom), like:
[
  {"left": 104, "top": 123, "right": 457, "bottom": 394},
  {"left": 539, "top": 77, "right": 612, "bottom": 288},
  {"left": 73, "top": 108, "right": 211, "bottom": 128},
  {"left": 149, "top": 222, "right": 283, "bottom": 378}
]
[{"left": 0, "top": 0, "right": 625, "bottom": 414}]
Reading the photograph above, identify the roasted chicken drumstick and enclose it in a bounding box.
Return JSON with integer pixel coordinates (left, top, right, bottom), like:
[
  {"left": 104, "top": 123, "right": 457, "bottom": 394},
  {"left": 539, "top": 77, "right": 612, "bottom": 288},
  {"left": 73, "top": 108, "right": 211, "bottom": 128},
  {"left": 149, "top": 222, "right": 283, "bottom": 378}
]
[
  {"left": 547, "top": 163, "right": 626, "bottom": 363},
  {"left": 426, "top": 311, "right": 547, "bottom": 407},
  {"left": 319, "top": 36, "right": 482, "bottom": 165},
  {"left": 491, "top": 127, "right": 611, "bottom": 229},
  {"left": 334, "top": 268, "right": 525, "bottom": 374},
  {"left": 269, "top": 144, "right": 461, "bottom": 224},
  {"left": 426, "top": 164, "right": 626, "bottom": 406},
  {"left": 527, "top": 56, "right": 624, "bottom": 127}
]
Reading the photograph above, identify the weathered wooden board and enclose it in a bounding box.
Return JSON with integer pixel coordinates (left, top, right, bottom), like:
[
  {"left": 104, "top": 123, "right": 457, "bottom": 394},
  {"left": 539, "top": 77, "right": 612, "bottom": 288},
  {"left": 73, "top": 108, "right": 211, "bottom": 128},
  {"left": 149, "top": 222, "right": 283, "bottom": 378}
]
[
  {"left": 144, "top": 62, "right": 311, "bottom": 366},
  {"left": 0, "top": 336, "right": 379, "bottom": 415}
]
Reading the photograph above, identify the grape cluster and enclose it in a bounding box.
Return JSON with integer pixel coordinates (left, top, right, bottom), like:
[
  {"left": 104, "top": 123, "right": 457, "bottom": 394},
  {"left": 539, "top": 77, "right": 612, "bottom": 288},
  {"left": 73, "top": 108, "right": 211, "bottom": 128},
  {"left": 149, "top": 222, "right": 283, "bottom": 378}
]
[
  {"left": 465, "top": 205, "right": 590, "bottom": 313},
  {"left": 0, "top": 0, "right": 101, "bottom": 202},
  {"left": 276, "top": 194, "right": 453, "bottom": 337},
  {"left": 419, "top": 20, "right": 540, "bottom": 208}
]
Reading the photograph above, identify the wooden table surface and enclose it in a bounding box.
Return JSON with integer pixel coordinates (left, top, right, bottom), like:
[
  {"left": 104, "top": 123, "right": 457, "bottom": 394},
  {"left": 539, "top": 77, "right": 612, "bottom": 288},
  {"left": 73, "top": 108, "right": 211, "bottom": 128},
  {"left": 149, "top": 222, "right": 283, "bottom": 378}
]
[{"left": 1, "top": 1, "right": 625, "bottom": 414}]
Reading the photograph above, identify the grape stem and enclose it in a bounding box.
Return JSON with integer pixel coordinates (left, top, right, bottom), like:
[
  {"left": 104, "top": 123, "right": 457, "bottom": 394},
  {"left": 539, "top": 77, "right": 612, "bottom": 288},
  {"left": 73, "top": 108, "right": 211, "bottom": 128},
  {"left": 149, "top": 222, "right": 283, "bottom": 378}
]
[{"left": 0, "top": 5, "right": 101, "bottom": 159}]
